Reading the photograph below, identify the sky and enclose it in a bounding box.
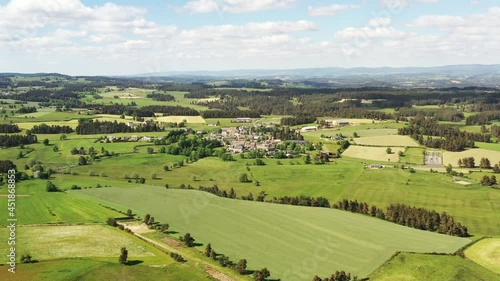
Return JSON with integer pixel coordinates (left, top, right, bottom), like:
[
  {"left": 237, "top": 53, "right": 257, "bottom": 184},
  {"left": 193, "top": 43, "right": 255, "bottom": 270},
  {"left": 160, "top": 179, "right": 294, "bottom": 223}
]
[{"left": 0, "top": 0, "right": 499, "bottom": 75}]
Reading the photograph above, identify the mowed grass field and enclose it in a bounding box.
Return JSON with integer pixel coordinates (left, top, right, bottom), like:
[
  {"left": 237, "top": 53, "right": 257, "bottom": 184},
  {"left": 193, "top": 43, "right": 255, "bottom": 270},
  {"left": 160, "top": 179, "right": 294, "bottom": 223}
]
[
  {"left": 0, "top": 225, "right": 161, "bottom": 262},
  {"left": 353, "top": 135, "right": 420, "bottom": 147},
  {"left": 400, "top": 147, "right": 425, "bottom": 165},
  {"left": 0, "top": 259, "right": 213, "bottom": 281},
  {"left": 342, "top": 146, "right": 404, "bottom": 162},
  {"left": 75, "top": 187, "right": 470, "bottom": 280},
  {"left": 465, "top": 238, "right": 500, "bottom": 274},
  {"left": 369, "top": 252, "right": 500, "bottom": 281},
  {"left": 443, "top": 149, "right": 500, "bottom": 167}
]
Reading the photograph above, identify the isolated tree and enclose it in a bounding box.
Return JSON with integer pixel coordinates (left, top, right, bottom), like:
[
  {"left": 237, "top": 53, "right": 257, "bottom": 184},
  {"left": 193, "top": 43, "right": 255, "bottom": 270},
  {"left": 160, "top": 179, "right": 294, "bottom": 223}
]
[
  {"left": 43, "top": 138, "right": 49, "bottom": 145},
  {"left": 163, "top": 165, "right": 170, "bottom": 171},
  {"left": 60, "top": 134, "right": 67, "bottom": 140},
  {"left": 210, "top": 248, "right": 217, "bottom": 260},
  {"left": 204, "top": 243, "right": 212, "bottom": 257},
  {"left": 479, "top": 157, "right": 491, "bottom": 169},
  {"left": 147, "top": 216, "right": 155, "bottom": 226},
  {"left": 386, "top": 147, "right": 392, "bottom": 154},
  {"left": 107, "top": 217, "right": 117, "bottom": 227},
  {"left": 236, "top": 259, "right": 247, "bottom": 274},
  {"left": 253, "top": 268, "right": 270, "bottom": 281},
  {"left": 46, "top": 181, "right": 58, "bottom": 192},
  {"left": 143, "top": 214, "right": 151, "bottom": 224},
  {"left": 183, "top": 233, "right": 195, "bottom": 247},
  {"left": 126, "top": 209, "right": 133, "bottom": 217},
  {"left": 20, "top": 254, "right": 33, "bottom": 263},
  {"left": 147, "top": 147, "right": 154, "bottom": 154},
  {"left": 52, "top": 145, "right": 59, "bottom": 152},
  {"left": 160, "top": 223, "right": 169, "bottom": 233},
  {"left": 491, "top": 175, "right": 497, "bottom": 186},
  {"left": 119, "top": 247, "right": 128, "bottom": 265},
  {"left": 239, "top": 173, "right": 249, "bottom": 183},
  {"left": 446, "top": 164, "right": 453, "bottom": 174},
  {"left": 78, "top": 156, "right": 87, "bottom": 166},
  {"left": 481, "top": 175, "right": 492, "bottom": 186}
]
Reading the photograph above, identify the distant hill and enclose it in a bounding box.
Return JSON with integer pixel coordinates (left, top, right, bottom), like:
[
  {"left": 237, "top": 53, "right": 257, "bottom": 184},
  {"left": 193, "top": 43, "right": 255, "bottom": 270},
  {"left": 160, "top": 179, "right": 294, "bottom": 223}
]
[{"left": 133, "top": 64, "right": 500, "bottom": 78}]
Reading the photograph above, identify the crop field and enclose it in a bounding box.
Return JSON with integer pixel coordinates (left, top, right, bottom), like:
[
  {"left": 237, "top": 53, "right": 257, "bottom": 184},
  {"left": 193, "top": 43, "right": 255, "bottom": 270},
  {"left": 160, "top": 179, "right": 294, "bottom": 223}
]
[
  {"left": 353, "top": 135, "right": 420, "bottom": 147},
  {"left": 0, "top": 180, "right": 122, "bottom": 226},
  {"left": 75, "top": 187, "right": 470, "bottom": 280},
  {"left": 15, "top": 120, "right": 79, "bottom": 130},
  {"left": 369, "top": 252, "right": 500, "bottom": 281},
  {"left": 443, "top": 149, "right": 500, "bottom": 167},
  {"left": 0, "top": 259, "right": 212, "bottom": 281},
  {"left": 475, "top": 142, "right": 500, "bottom": 152},
  {"left": 0, "top": 225, "right": 160, "bottom": 261},
  {"left": 465, "top": 238, "right": 500, "bottom": 274},
  {"left": 342, "top": 146, "right": 404, "bottom": 162}
]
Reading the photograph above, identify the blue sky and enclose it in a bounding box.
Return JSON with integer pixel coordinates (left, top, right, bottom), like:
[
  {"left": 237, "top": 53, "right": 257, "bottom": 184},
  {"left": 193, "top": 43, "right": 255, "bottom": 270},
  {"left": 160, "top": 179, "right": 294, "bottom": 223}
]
[{"left": 0, "top": 0, "right": 499, "bottom": 75}]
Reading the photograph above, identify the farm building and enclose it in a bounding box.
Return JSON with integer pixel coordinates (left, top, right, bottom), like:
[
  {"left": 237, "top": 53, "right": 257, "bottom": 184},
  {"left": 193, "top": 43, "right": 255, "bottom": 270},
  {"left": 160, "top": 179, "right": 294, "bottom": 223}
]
[
  {"left": 331, "top": 119, "right": 350, "bottom": 126},
  {"left": 126, "top": 122, "right": 139, "bottom": 128},
  {"left": 231, "top": 117, "right": 252, "bottom": 123},
  {"left": 301, "top": 126, "right": 317, "bottom": 132}
]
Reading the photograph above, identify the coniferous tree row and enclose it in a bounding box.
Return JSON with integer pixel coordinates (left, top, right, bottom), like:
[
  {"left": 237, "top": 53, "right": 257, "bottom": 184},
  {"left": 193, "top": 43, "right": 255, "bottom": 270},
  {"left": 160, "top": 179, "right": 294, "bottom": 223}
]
[
  {"left": 333, "top": 199, "right": 468, "bottom": 237},
  {"left": 31, "top": 124, "right": 74, "bottom": 134},
  {"left": 465, "top": 111, "right": 500, "bottom": 125},
  {"left": 146, "top": 93, "right": 176, "bottom": 101},
  {"left": 17, "top": 106, "right": 37, "bottom": 114},
  {"left": 75, "top": 120, "right": 162, "bottom": 134},
  {"left": 201, "top": 109, "right": 261, "bottom": 118},
  {"left": 398, "top": 115, "right": 490, "bottom": 151},
  {"left": 0, "top": 134, "right": 38, "bottom": 147},
  {"left": 0, "top": 124, "right": 20, "bottom": 133}
]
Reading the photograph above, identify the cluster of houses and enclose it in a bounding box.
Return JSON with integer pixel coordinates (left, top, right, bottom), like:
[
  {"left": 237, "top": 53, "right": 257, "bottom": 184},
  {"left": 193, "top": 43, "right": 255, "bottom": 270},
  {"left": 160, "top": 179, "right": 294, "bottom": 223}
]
[
  {"left": 103, "top": 135, "right": 160, "bottom": 142},
  {"left": 208, "top": 126, "right": 308, "bottom": 155}
]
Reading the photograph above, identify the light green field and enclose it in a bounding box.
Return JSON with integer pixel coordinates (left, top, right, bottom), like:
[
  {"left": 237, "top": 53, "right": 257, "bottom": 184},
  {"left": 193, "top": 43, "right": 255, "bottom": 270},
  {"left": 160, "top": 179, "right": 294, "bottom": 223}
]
[
  {"left": 369, "top": 252, "right": 500, "bottom": 281},
  {"left": 75, "top": 187, "right": 470, "bottom": 280},
  {"left": 0, "top": 225, "right": 161, "bottom": 261},
  {"left": 465, "top": 238, "right": 500, "bottom": 274},
  {"left": 342, "top": 146, "right": 404, "bottom": 162},
  {"left": 0, "top": 180, "right": 122, "bottom": 226},
  {"left": 400, "top": 147, "right": 425, "bottom": 165},
  {"left": 476, "top": 142, "right": 500, "bottom": 152},
  {"left": 443, "top": 149, "right": 500, "bottom": 167},
  {"left": 353, "top": 135, "right": 420, "bottom": 147},
  {"left": 15, "top": 120, "right": 79, "bottom": 130},
  {"left": 0, "top": 259, "right": 212, "bottom": 281}
]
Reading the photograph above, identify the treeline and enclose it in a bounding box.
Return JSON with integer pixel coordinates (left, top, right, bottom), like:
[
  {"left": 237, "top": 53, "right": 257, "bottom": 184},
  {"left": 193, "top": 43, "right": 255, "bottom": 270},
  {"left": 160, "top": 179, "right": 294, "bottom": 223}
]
[
  {"left": 31, "top": 124, "right": 74, "bottom": 134},
  {"left": 146, "top": 93, "right": 175, "bottom": 101},
  {"left": 398, "top": 115, "right": 489, "bottom": 151},
  {"left": 75, "top": 120, "right": 162, "bottom": 134},
  {"left": 161, "top": 136, "right": 222, "bottom": 160},
  {"left": 465, "top": 111, "right": 500, "bottom": 125},
  {"left": 395, "top": 107, "right": 464, "bottom": 122},
  {"left": 141, "top": 105, "right": 199, "bottom": 116},
  {"left": 0, "top": 160, "right": 16, "bottom": 173},
  {"left": 333, "top": 199, "right": 468, "bottom": 237},
  {"left": 281, "top": 116, "right": 316, "bottom": 126},
  {"left": 312, "top": 271, "right": 354, "bottom": 281},
  {"left": 201, "top": 109, "right": 261, "bottom": 119},
  {"left": 17, "top": 106, "right": 37, "bottom": 114},
  {"left": 194, "top": 184, "right": 331, "bottom": 208},
  {"left": 0, "top": 124, "right": 20, "bottom": 133},
  {"left": 492, "top": 125, "right": 500, "bottom": 138},
  {"left": 0, "top": 134, "right": 38, "bottom": 147}
]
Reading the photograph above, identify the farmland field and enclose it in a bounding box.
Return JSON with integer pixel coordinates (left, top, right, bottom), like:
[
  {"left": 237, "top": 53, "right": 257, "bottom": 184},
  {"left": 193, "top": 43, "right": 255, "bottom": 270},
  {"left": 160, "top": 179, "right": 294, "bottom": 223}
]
[
  {"left": 443, "top": 149, "right": 500, "bottom": 167},
  {"left": 153, "top": 115, "right": 206, "bottom": 123},
  {"left": 400, "top": 147, "right": 425, "bottom": 165},
  {"left": 465, "top": 238, "right": 500, "bottom": 274},
  {"left": 0, "top": 225, "right": 159, "bottom": 261},
  {"left": 342, "top": 146, "right": 404, "bottom": 162},
  {"left": 0, "top": 259, "right": 212, "bottom": 281},
  {"left": 75, "top": 187, "right": 470, "bottom": 280},
  {"left": 353, "top": 135, "right": 420, "bottom": 147},
  {"left": 369, "top": 252, "right": 500, "bottom": 281}
]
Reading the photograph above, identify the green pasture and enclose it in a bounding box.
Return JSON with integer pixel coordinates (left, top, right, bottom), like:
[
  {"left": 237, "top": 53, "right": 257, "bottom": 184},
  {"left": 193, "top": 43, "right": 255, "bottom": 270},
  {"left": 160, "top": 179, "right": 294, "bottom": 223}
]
[
  {"left": 465, "top": 238, "right": 500, "bottom": 275},
  {"left": 0, "top": 259, "right": 212, "bottom": 281},
  {"left": 75, "top": 187, "right": 470, "bottom": 280},
  {"left": 369, "top": 252, "right": 500, "bottom": 281}
]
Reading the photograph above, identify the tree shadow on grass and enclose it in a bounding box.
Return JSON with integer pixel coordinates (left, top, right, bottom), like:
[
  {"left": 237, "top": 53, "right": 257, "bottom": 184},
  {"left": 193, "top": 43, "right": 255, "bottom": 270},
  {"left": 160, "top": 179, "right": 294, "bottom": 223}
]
[{"left": 126, "top": 260, "right": 144, "bottom": 266}]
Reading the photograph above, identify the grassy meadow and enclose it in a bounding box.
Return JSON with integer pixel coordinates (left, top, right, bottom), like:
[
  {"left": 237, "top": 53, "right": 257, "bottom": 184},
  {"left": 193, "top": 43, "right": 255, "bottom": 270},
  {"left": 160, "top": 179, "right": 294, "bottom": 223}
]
[
  {"left": 75, "top": 187, "right": 470, "bottom": 280},
  {"left": 465, "top": 238, "right": 500, "bottom": 275},
  {"left": 369, "top": 252, "right": 500, "bottom": 281}
]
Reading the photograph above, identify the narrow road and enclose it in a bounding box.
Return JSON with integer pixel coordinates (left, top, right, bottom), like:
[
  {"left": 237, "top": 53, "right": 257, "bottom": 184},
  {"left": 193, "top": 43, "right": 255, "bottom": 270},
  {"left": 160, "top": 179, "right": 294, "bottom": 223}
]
[{"left": 125, "top": 225, "right": 238, "bottom": 281}]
